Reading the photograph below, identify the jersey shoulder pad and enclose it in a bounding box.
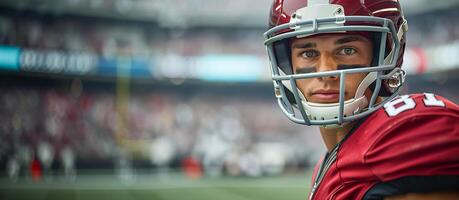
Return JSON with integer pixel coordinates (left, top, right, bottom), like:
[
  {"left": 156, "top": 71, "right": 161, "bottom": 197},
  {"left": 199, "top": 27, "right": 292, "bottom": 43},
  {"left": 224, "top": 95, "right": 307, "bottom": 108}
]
[
  {"left": 361, "top": 93, "right": 459, "bottom": 133},
  {"left": 358, "top": 93, "right": 459, "bottom": 181}
]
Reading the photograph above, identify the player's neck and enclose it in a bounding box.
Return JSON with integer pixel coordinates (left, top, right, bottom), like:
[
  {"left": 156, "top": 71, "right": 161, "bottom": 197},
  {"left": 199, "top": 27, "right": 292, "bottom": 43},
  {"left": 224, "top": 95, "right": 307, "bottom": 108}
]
[{"left": 319, "top": 122, "right": 356, "bottom": 152}]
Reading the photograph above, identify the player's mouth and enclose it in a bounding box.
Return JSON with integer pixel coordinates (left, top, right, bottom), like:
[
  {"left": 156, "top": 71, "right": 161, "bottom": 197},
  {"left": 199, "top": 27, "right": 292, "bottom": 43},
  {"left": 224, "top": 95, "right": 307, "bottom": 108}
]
[{"left": 310, "top": 89, "right": 341, "bottom": 103}]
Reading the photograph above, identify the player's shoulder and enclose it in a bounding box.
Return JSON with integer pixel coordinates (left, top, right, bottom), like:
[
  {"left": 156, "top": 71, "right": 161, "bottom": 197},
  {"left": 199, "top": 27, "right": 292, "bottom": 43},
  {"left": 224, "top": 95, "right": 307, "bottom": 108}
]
[
  {"left": 363, "top": 93, "right": 459, "bottom": 132},
  {"left": 383, "top": 93, "right": 458, "bottom": 116},
  {"left": 353, "top": 93, "right": 459, "bottom": 181},
  {"left": 349, "top": 93, "right": 459, "bottom": 162}
]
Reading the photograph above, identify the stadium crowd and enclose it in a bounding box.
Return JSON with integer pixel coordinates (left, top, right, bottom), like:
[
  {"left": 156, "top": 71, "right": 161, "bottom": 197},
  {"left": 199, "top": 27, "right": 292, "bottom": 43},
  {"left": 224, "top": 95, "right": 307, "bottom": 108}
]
[{"left": 0, "top": 79, "right": 322, "bottom": 180}]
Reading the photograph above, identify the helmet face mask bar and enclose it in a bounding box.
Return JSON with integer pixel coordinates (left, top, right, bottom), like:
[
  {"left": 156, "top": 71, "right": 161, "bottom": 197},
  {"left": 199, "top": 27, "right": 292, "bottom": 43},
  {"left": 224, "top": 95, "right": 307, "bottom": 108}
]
[{"left": 264, "top": 0, "right": 408, "bottom": 127}]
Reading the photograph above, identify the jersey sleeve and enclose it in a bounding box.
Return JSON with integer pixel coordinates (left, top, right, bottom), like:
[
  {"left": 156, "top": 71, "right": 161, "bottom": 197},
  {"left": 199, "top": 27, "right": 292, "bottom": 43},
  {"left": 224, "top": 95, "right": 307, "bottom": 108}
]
[{"left": 363, "top": 94, "right": 459, "bottom": 182}]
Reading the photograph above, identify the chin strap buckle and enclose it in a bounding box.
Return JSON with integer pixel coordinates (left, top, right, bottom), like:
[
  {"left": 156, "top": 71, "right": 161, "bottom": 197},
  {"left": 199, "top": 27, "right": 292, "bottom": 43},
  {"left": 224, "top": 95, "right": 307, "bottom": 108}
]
[
  {"left": 388, "top": 69, "right": 406, "bottom": 89},
  {"left": 274, "top": 87, "right": 282, "bottom": 98}
]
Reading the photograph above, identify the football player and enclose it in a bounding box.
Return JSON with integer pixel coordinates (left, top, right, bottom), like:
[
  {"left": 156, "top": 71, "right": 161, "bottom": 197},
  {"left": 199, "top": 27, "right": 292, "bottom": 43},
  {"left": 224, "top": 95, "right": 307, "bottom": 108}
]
[{"left": 263, "top": 0, "right": 459, "bottom": 199}]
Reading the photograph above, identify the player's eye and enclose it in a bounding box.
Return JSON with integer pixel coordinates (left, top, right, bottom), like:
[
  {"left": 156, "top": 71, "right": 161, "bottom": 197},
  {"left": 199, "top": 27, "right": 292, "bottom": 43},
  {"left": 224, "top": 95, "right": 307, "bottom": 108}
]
[
  {"left": 338, "top": 47, "right": 356, "bottom": 56},
  {"left": 301, "top": 50, "right": 319, "bottom": 58}
]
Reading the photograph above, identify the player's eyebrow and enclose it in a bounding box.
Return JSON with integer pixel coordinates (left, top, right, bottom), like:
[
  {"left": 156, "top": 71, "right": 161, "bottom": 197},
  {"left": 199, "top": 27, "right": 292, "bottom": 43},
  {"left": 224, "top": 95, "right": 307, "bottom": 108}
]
[
  {"left": 292, "top": 36, "right": 365, "bottom": 49},
  {"left": 335, "top": 36, "right": 365, "bottom": 45},
  {"left": 292, "top": 42, "right": 316, "bottom": 49}
]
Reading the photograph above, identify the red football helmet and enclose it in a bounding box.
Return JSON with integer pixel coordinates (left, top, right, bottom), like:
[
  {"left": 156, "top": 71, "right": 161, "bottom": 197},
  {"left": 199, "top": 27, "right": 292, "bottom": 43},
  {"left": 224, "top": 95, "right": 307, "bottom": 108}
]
[{"left": 264, "top": 0, "right": 408, "bottom": 126}]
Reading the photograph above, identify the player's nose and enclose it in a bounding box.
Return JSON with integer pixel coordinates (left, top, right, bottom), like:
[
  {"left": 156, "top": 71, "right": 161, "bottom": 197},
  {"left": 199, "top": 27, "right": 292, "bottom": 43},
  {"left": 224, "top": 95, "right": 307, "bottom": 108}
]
[{"left": 316, "top": 52, "right": 339, "bottom": 81}]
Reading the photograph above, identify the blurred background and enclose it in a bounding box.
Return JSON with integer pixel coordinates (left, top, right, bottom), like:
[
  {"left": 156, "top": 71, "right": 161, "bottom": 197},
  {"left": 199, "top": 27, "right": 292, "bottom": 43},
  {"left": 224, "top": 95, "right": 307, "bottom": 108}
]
[{"left": 0, "top": 0, "right": 458, "bottom": 200}]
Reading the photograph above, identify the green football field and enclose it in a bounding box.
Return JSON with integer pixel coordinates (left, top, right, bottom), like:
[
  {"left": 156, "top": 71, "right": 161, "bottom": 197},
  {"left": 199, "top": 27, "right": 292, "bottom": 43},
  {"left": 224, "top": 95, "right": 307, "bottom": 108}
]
[{"left": 0, "top": 172, "right": 311, "bottom": 200}]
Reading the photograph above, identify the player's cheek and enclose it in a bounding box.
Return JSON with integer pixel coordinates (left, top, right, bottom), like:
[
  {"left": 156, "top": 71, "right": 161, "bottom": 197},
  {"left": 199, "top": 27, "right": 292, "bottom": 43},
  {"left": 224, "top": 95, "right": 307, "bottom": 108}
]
[
  {"left": 345, "top": 73, "right": 366, "bottom": 97},
  {"left": 295, "top": 79, "right": 309, "bottom": 95}
]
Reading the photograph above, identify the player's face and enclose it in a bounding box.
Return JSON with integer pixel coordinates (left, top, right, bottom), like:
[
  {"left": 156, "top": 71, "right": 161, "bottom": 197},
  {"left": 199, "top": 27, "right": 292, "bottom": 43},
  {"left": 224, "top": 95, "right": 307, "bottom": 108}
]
[{"left": 290, "top": 34, "right": 373, "bottom": 103}]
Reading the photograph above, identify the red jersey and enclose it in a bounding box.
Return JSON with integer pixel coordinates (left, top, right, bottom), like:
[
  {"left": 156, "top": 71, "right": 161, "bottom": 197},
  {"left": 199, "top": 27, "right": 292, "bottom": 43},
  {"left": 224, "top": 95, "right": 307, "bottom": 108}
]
[{"left": 308, "top": 93, "right": 459, "bottom": 200}]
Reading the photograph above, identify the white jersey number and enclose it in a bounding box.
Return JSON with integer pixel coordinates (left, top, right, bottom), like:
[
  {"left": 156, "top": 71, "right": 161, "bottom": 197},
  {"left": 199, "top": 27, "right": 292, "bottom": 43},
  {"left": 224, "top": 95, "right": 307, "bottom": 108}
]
[
  {"left": 384, "top": 93, "right": 445, "bottom": 117},
  {"left": 423, "top": 93, "right": 445, "bottom": 107}
]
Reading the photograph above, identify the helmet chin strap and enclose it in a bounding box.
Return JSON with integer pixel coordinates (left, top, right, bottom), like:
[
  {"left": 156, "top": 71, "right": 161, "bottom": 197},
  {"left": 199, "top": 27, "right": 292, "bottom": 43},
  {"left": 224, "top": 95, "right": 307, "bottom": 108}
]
[{"left": 297, "top": 72, "right": 378, "bottom": 128}]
